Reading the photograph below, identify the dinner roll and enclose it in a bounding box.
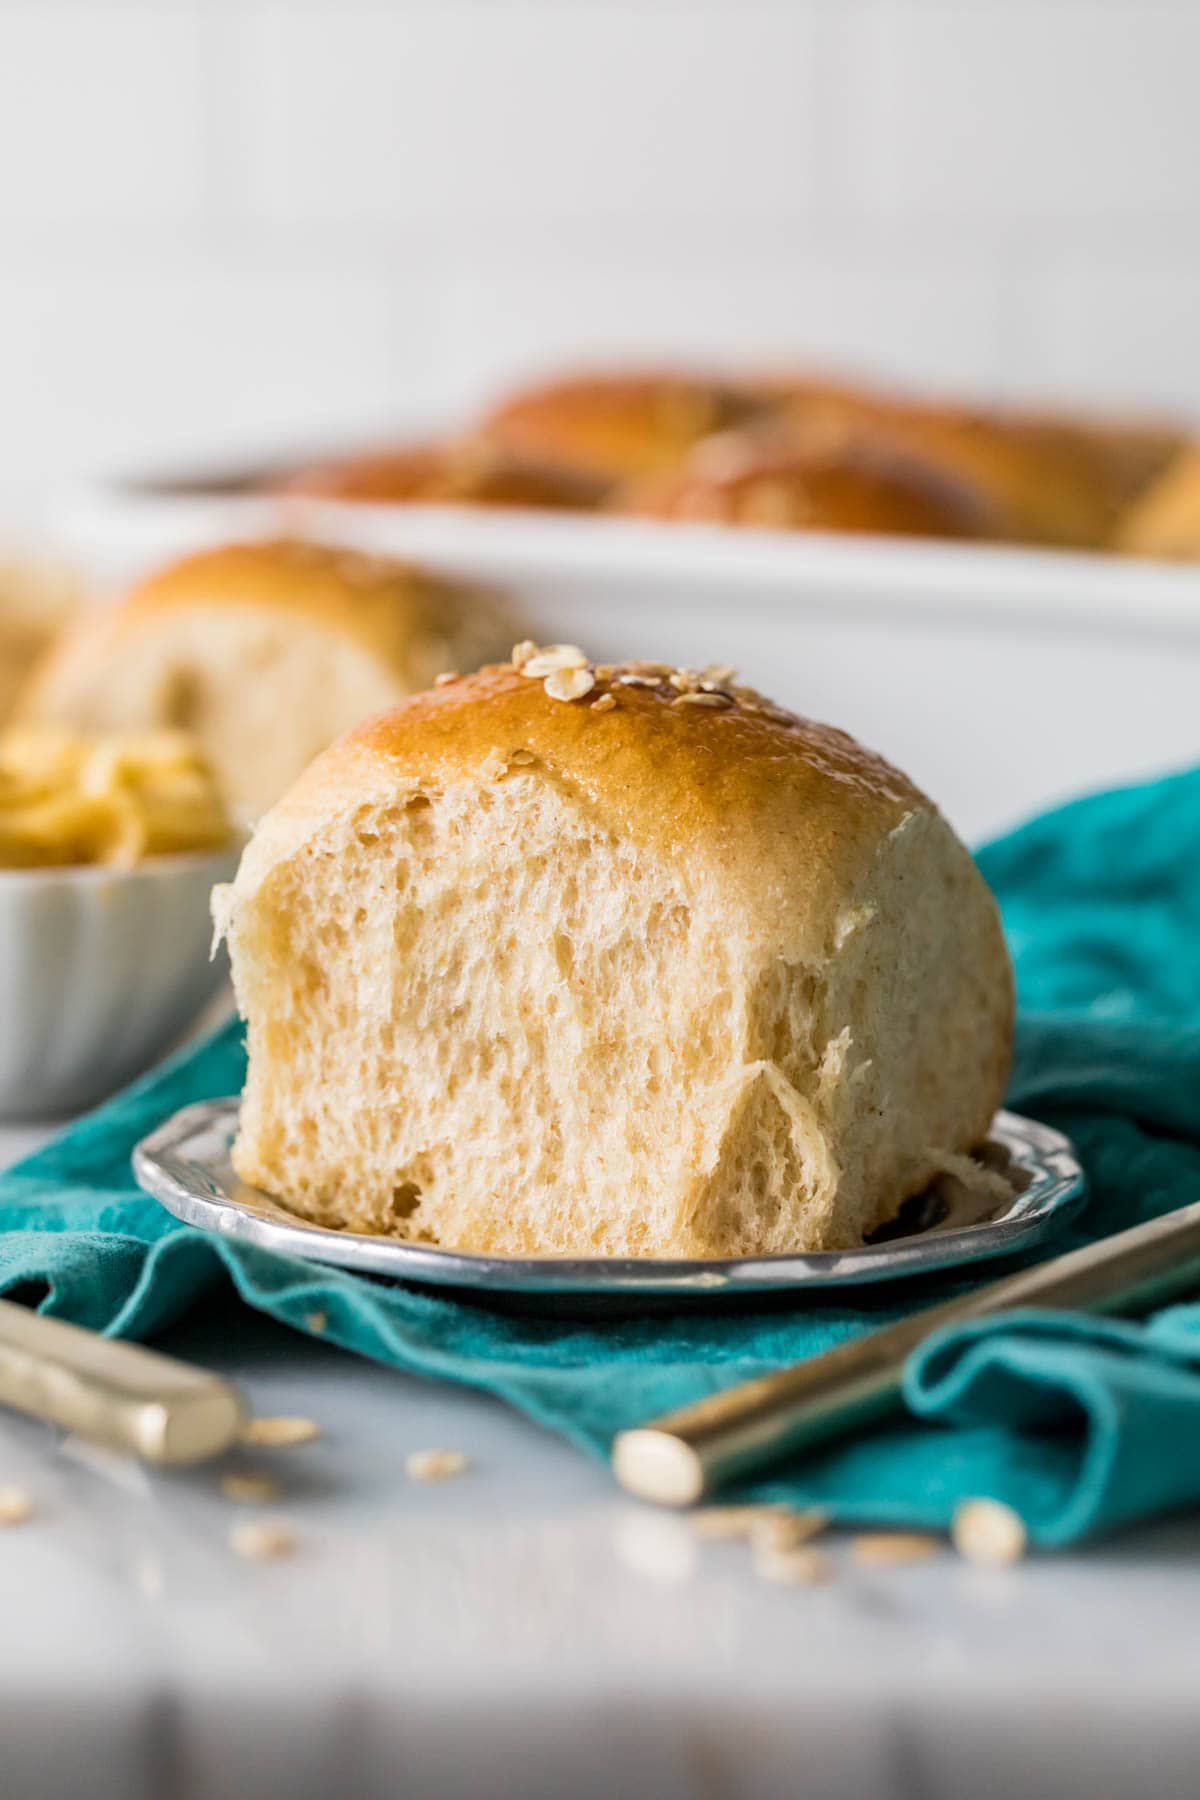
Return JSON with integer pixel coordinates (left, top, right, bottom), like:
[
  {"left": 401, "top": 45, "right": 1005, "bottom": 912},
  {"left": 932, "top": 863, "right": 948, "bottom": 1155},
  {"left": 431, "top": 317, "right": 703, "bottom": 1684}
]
[
  {"left": 272, "top": 438, "right": 607, "bottom": 511},
  {"left": 218, "top": 650, "right": 1012, "bottom": 1258},
  {"left": 476, "top": 369, "right": 759, "bottom": 485},
  {"left": 749, "top": 370, "right": 914, "bottom": 441},
  {"left": 18, "top": 540, "right": 515, "bottom": 821},
  {"left": 877, "top": 409, "right": 1135, "bottom": 548},
  {"left": 1010, "top": 411, "right": 1185, "bottom": 513},
  {"left": 1112, "top": 444, "right": 1200, "bottom": 559},
  {"left": 614, "top": 430, "right": 997, "bottom": 540},
  {"left": 755, "top": 381, "right": 1132, "bottom": 548}
]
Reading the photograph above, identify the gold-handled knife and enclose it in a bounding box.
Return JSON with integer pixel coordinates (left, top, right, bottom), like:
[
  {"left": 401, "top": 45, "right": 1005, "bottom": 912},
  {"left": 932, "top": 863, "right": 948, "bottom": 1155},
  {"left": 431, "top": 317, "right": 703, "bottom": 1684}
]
[
  {"left": 614, "top": 1197, "right": 1200, "bottom": 1506},
  {"left": 0, "top": 1298, "right": 246, "bottom": 1464}
]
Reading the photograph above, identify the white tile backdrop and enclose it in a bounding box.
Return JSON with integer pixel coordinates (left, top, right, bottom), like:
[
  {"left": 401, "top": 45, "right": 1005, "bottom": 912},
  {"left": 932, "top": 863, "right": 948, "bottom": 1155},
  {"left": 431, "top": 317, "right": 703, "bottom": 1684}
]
[{"left": 2, "top": 0, "right": 1198, "bottom": 486}]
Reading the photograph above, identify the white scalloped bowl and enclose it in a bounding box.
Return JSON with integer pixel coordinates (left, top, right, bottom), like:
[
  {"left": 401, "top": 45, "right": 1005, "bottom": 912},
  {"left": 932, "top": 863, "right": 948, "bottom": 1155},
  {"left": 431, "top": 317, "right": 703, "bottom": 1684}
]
[{"left": 0, "top": 841, "right": 242, "bottom": 1120}]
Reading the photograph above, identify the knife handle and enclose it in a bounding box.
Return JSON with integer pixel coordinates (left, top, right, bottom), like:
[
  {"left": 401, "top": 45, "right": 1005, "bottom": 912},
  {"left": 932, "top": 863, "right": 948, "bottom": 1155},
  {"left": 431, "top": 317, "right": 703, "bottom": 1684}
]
[
  {"left": 614, "top": 1196, "right": 1200, "bottom": 1505},
  {"left": 0, "top": 1297, "right": 245, "bottom": 1464}
]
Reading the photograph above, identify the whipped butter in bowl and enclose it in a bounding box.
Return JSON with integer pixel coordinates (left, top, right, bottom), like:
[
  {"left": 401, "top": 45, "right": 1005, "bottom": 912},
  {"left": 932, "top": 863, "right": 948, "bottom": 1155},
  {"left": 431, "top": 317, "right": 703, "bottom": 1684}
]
[{"left": 0, "top": 727, "right": 242, "bottom": 1117}]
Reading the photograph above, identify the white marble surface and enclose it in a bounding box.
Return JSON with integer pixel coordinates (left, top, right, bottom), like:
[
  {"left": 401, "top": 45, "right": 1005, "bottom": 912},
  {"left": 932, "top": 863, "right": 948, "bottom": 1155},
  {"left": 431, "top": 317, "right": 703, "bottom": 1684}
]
[{"left": 1, "top": 1125, "right": 1199, "bottom": 1800}]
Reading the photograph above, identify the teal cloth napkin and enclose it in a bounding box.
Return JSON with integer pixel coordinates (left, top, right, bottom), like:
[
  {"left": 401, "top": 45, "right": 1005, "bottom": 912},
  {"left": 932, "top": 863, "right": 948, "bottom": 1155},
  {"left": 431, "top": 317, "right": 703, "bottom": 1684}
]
[{"left": 5, "top": 765, "right": 1200, "bottom": 1545}]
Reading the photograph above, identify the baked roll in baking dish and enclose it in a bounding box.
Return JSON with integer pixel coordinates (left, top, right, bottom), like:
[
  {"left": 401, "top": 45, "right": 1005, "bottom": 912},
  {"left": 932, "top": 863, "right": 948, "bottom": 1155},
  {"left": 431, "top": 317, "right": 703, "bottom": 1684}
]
[
  {"left": 1113, "top": 445, "right": 1200, "bottom": 559},
  {"left": 614, "top": 430, "right": 997, "bottom": 539},
  {"left": 217, "top": 648, "right": 1013, "bottom": 1258},
  {"left": 751, "top": 380, "right": 1182, "bottom": 550},
  {"left": 476, "top": 368, "right": 759, "bottom": 485}
]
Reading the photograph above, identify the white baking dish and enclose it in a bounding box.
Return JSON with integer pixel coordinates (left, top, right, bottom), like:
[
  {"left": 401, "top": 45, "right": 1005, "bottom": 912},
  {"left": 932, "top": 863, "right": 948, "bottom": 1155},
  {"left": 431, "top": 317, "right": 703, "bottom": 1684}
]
[{"left": 53, "top": 483, "right": 1200, "bottom": 843}]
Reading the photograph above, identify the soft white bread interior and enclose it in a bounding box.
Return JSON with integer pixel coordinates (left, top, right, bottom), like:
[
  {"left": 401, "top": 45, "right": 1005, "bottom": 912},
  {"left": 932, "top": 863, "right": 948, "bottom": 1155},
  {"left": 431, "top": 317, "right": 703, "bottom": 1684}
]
[
  {"left": 218, "top": 651, "right": 1013, "bottom": 1257},
  {"left": 17, "top": 540, "right": 514, "bottom": 820}
]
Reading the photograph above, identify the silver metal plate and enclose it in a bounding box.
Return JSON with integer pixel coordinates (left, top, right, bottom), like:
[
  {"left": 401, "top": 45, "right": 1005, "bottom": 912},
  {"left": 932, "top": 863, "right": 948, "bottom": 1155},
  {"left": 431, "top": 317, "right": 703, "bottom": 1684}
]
[{"left": 133, "top": 1099, "right": 1086, "bottom": 1297}]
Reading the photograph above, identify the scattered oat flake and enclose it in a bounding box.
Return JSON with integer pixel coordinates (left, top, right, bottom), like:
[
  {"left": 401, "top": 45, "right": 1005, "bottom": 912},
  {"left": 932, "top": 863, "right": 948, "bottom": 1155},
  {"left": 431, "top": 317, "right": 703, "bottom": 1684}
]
[
  {"left": 753, "top": 1544, "right": 833, "bottom": 1586},
  {"left": 434, "top": 670, "right": 459, "bottom": 686},
  {"left": 689, "top": 1503, "right": 791, "bottom": 1541},
  {"left": 0, "top": 1487, "right": 33, "bottom": 1526},
  {"left": 304, "top": 1310, "right": 327, "bottom": 1334},
  {"left": 238, "top": 1416, "right": 321, "bottom": 1448},
  {"left": 220, "top": 1471, "right": 281, "bottom": 1506},
  {"left": 750, "top": 1508, "right": 830, "bottom": 1553},
  {"left": 672, "top": 691, "right": 730, "bottom": 709},
  {"left": 508, "top": 748, "right": 535, "bottom": 765},
  {"left": 544, "top": 667, "right": 595, "bottom": 703},
  {"left": 851, "top": 1531, "right": 941, "bottom": 1567},
  {"left": 406, "top": 1448, "right": 470, "bottom": 1483},
  {"left": 952, "top": 1498, "right": 1027, "bottom": 1568},
  {"left": 510, "top": 640, "right": 538, "bottom": 668},
  {"left": 522, "top": 644, "right": 587, "bottom": 678},
  {"left": 591, "top": 692, "right": 617, "bottom": 713},
  {"left": 229, "top": 1519, "right": 296, "bottom": 1561}
]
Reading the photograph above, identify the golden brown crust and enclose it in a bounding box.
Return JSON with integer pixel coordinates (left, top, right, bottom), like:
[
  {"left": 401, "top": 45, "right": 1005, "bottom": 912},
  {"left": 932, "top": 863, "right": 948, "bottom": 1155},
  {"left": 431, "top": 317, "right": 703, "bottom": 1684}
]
[
  {"left": 747, "top": 370, "right": 912, "bottom": 438},
  {"left": 269, "top": 439, "right": 607, "bottom": 511},
  {"left": 1112, "top": 444, "right": 1200, "bottom": 559},
  {"left": 846, "top": 411, "right": 1110, "bottom": 548},
  {"left": 475, "top": 369, "right": 761, "bottom": 483},
  {"left": 238, "top": 654, "right": 932, "bottom": 964},
  {"left": 752, "top": 378, "right": 1164, "bottom": 549},
  {"left": 613, "top": 430, "right": 995, "bottom": 539},
  {"left": 121, "top": 537, "right": 467, "bottom": 634},
  {"left": 1006, "top": 410, "right": 1185, "bottom": 511},
  {"left": 270, "top": 442, "right": 447, "bottom": 502}
]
